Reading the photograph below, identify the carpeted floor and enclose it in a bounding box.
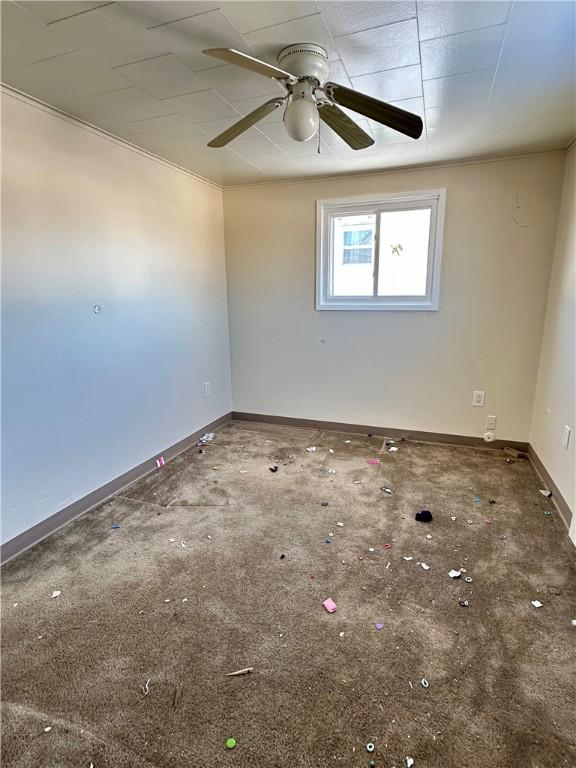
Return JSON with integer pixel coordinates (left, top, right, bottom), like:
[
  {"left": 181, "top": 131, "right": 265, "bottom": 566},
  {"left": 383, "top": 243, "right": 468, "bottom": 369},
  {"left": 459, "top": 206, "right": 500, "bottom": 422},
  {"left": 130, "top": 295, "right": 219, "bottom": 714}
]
[{"left": 2, "top": 420, "right": 575, "bottom": 768}]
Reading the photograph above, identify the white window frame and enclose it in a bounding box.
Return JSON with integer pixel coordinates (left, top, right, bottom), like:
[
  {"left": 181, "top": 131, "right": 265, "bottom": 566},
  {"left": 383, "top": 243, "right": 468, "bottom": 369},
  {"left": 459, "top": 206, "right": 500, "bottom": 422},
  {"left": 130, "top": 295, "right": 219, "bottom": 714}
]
[{"left": 316, "top": 189, "right": 446, "bottom": 311}]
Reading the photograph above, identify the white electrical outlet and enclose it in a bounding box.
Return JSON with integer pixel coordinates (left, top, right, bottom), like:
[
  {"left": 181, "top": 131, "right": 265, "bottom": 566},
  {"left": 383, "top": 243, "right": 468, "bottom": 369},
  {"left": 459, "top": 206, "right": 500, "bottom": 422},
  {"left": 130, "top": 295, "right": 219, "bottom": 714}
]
[
  {"left": 562, "top": 425, "right": 571, "bottom": 450},
  {"left": 203, "top": 381, "right": 211, "bottom": 398},
  {"left": 485, "top": 415, "right": 497, "bottom": 429},
  {"left": 472, "top": 390, "right": 486, "bottom": 407}
]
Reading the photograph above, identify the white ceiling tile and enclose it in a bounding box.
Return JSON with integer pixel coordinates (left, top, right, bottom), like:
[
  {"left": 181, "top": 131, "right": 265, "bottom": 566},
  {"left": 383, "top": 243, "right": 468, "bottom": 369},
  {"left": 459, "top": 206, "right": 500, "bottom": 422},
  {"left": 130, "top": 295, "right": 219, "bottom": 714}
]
[
  {"left": 228, "top": 134, "right": 282, "bottom": 156},
  {"left": 160, "top": 89, "right": 239, "bottom": 121},
  {"left": 148, "top": 10, "right": 251, "bottom": 72},
  {"left": 257, "top": 121, "right": 291, "bottom": 143},
  {"left": 248, "top": 152, "right": 299, "bottom": 174},
  {"left": 417, "top": 1, "right": 511, "bottom": 42},
  {"left": 426, "top": 102, "right": 487, "bottom": 136},
  {"left": 196, "top": 63, "right": 285, "bottom": 100},
  {"left": 122, "top": 132, "right": 201, "bottom": 154},
  {"left": 275, "top": 139, "right": 332, "bottom": 158},
  {"left": 337, "top": 139, "right": 429, "bottom": 170},
  {"left": 80, "top": 86, "right": 174, "bottom": 121},
  {"left": 319, "top": 1, "right": 416, "bottom": 38},
  {"left": 502, "top": 0, "right": 575, "bottom": 46},
  {"left": 17, "top": 1, "right": 111, "bottom": 24},
  {"left": 220, "top": 1, "right": 318, "bottom": 34},
  {"left": 420, "top": 25, "right": 505, "bottom": 80},
  {"left": 163, "top": 143, "right": 263, "bottom": 183},
  {"left": 6, "top": 49, "right": 129, "bottom": 99},
  {"left": 54, "top": 3, "right": 170, "bottom": 67},
  {"left": 115, "top": 54, "right": 208, "bottom": 99},
  {"left": 244, "top": 14, "right": 339, "bottom": 64},
  {"left": 423, "top": 68, "right": 493, "bottom": 109},
  {"left": 118, "top": 2, "right": 220, "bottom": 29},
  {"left": 1, "top": 1, "right": 79, "bottom": 65},
  {"left": 196, "top": 115, "right": 262, "bottom": 141},
  {"left": 127, "top": 112, "right": 206, "bottom": 140},
  {"left": 82, "top": 111, "right": 151, "bottom": 137},
  {"left": 325, "top": 59, "right": 352, "bottom": 88},
  {"left": 335, "top": 19, "right": 420, "bottom": 77},
  {"left": 230, "top": 94, "right": 286, "bottom": 123},
  {"left": 351, "top": 64, "right": 422, "bottom": 103}
]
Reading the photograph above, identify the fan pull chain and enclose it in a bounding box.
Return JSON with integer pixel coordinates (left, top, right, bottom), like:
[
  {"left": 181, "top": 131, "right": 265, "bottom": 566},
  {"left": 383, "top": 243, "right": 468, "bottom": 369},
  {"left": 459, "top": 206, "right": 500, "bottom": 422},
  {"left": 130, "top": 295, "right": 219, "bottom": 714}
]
[{"left": 317, "top": 119, "right": 321, "bottom": 154}]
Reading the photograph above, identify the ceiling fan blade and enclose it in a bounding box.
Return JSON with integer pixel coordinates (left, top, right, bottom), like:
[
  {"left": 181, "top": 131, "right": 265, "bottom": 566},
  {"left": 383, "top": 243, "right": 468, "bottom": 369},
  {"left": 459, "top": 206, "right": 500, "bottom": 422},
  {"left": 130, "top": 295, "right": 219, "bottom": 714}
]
[
  {"left": 203, "top": 48, "right": 297, "bottom": 82},
  {"left": 318, "top": 103, "right": 374, "bottom": 150},
  {"left": 324, "top": 82, "right": 423, "bottom": 139},
  {"left": 207, "top": 98, "right": 286, "bottom": 148}
]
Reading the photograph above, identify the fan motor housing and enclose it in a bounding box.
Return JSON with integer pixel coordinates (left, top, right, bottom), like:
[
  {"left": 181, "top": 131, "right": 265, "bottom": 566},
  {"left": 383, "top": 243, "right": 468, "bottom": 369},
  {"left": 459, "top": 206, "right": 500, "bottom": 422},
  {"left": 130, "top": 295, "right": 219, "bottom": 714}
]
[{"left": 277, "top": 43, "right": 329, "bottom": 83}]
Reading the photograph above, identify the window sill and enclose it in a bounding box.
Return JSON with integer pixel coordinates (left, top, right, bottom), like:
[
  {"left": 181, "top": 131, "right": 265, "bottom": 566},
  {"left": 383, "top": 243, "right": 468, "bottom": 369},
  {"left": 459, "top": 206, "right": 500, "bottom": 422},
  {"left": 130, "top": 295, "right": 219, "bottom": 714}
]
[{"left": 316, "top": 299, "right": 439, "bottom": 311}]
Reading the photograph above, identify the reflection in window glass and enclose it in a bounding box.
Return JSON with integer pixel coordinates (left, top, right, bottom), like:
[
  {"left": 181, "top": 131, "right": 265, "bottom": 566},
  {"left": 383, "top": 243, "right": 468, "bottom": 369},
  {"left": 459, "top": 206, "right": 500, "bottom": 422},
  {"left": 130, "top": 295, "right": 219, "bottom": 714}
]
[
  {"left": 332, "top": 214, "right": 375, "bottom": 296},
  {"left": 377, "top": 209, "right": 431, "bottom": 297}
]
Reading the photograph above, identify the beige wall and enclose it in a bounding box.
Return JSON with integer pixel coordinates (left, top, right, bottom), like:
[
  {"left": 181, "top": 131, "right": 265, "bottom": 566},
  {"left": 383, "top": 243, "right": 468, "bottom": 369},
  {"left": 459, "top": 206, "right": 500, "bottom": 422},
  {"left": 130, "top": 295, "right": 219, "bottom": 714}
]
[
  {"left": 1, "top": 89, "right": 232, "bottom": 544},
  {"left": 224, "top": 153, "right": 565, "bottom": 442},
  {"left": 530, "top": 145, "right": 575, "bottom": 542}
]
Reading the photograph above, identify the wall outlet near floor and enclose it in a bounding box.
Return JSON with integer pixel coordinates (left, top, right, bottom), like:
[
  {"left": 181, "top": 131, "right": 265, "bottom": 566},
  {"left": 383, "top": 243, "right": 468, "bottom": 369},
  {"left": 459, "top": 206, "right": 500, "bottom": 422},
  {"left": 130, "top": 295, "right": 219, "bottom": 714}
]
[
  {"left": 485, "top": 415, "right": 497, "bottom": 430},
  {"left": 472, "top": 390, "right": 486, "bottom": 407},
  {"left": 203, "top": 381, "right": 211, "bottom": 397},
  {"left": 562, "top": 425, "right": 571, "bottom": 450}
]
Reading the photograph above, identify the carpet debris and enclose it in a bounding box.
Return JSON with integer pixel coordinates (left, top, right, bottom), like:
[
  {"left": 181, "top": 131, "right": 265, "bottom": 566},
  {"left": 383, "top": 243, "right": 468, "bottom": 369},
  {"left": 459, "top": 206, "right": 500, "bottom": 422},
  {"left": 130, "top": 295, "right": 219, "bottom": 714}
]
[
  {"left": 50, "top": 591, "right": 61, "bottom": 599},
  {"left": 449, "top": 569, "right": 462, "bottom": 579},
  {"left": 415, "top": 510, "right": 433, "bottom": 523},
  {"left": 323, "top": 598, "right": 337, "bottom": 613},
  {"left": 226, "top": 667, "right": 254, "bottom": 677},
  {"left": 531, "top": 600, "right": 543, "bottom": 608},
  {"left": 269, "top": 465, "right": 279, "bottom": 472},
  {"left": 141, "top": 679, "right": 151, "bottom": 695}
]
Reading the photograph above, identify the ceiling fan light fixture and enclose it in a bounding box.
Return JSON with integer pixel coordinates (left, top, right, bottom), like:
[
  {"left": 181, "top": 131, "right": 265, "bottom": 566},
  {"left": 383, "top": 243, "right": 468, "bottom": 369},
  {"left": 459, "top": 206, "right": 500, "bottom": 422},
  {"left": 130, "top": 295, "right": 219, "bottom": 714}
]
[{"left": 283, "top": 83, "right": 319, "bottom": 142}]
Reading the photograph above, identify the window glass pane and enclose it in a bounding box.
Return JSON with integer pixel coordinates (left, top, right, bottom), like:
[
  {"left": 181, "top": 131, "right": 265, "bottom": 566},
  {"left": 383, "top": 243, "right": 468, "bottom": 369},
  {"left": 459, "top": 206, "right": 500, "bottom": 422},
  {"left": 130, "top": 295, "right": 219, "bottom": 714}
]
[
  {"left": 343, "top": 248, "right": 372, "bottom": 264},
  {"left": 343, "top": 229, "right": 372, "bottom": 246},
  {"left": 331, "top": 214, "right": 375, "bottom": 296},
  {"left": 377, "top": 208, "right": 431, "bottom": 297}
]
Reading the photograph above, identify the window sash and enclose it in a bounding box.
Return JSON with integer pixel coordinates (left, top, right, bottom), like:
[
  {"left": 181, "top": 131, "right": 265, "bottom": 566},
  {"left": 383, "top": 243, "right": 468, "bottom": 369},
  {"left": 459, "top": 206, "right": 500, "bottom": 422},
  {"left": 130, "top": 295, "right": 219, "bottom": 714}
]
[{"left": 317, "top": 190, "right": 446, "bottom": 311}]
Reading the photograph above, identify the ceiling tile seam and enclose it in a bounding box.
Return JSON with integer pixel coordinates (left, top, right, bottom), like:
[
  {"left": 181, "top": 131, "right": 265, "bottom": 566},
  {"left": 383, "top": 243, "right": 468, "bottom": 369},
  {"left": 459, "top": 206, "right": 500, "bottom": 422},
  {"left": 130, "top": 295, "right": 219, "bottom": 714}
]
[
  {"left": 349, "top": 61, "right": 425, "bottom": 82},
  {"left": 1, "top": 83, "right": 222, "bottom": 190},
  {"left": 418, "top": 22, "right": 507, "bottom": 44},
  {"left": 330, "top": 15, "right": 418, "bottom": 39},
  {"left": 144, "top": 8, "right": 226, "bottom": 31},
  {"left": 27, "top": 48, "right": 82, "bottom": 66},
  {"left": 483, "top": 13, "right": 511, "bottom": 119},
  {"left": 318, "top": 9, "right": 352, "bottom": 82},
  {"left": 112, "top": 52, "right": 177, "bottom": 70},
  {"left": 223, "top": 11, "right": 322, "bottom": 36},
  {"left": 414, "top": 2, "right": 428, "bottom": 143},
  {"left": 43, "top": 2, "right": 114, "bottom": 26},
  {"left": 422, "top": 66, "right": 495, "bottom": 84}
]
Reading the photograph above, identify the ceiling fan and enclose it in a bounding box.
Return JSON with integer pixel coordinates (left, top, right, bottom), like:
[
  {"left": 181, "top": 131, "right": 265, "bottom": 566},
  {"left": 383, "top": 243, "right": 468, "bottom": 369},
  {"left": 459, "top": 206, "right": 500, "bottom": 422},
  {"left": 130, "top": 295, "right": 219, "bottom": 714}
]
[{"left": 202, "top": 44, "right": 423, "bottom": 150}]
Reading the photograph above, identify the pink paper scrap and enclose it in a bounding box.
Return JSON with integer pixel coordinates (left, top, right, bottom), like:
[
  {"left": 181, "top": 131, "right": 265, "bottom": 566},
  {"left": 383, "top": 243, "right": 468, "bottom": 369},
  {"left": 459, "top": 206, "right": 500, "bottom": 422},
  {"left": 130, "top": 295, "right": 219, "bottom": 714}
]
[
  {"left": 155, "top": 456, "right": 165, "bottom": 468},
  {"left": 367, "top": 459, "right": 381, "bottom": 465},
  {"left": 323, "top": 598, "right": 337, "bottom": 613}
]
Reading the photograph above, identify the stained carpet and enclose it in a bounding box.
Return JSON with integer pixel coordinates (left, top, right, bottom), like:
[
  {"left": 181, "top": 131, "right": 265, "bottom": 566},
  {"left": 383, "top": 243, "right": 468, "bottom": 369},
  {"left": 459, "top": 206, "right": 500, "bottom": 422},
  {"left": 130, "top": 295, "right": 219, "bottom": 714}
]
[{"left": 2, "top": 420, "right": 575, "bottom": 767}]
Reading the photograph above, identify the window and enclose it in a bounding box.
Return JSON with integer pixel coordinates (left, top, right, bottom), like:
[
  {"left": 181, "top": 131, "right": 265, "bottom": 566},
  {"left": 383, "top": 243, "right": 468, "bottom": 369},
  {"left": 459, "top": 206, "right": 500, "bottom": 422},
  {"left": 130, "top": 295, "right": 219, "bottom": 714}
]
[{"left": 316, "top": 189, "right": 446, "bottom": 310}]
